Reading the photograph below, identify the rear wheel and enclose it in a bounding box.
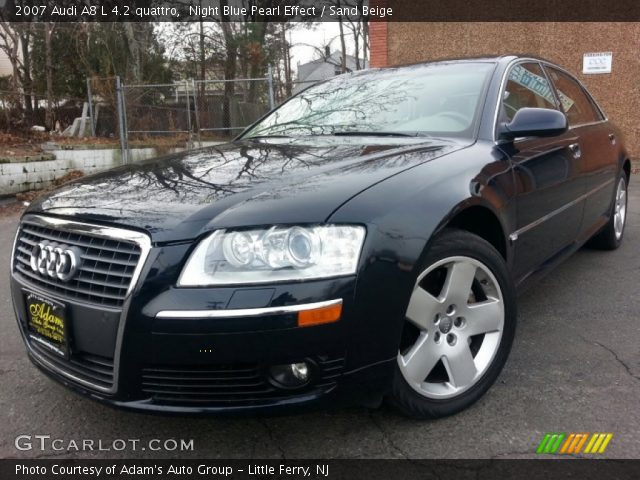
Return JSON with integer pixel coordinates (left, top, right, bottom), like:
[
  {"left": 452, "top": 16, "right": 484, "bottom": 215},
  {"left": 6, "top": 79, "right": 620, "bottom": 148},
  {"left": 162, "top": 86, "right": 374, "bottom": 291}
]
[
  {"left": 589, "top": 174, "right": 628, "bottom": 250},
  {"left": 390, "top": 229, "right": 516, "bottom": 419}
]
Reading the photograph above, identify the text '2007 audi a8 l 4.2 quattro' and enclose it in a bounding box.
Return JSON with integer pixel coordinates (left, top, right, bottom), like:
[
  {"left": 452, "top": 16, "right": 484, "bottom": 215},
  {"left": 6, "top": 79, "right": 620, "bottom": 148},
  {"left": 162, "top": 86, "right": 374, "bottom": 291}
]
[{"left": 10, "top": 56, "right": 630, "bottom": 418}]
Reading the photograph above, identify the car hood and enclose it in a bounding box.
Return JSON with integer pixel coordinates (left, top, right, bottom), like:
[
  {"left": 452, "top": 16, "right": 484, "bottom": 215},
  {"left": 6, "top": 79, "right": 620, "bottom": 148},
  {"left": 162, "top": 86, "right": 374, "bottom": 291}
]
[{"left": 27, "top": 136, "right": 469, "bottom": 243}]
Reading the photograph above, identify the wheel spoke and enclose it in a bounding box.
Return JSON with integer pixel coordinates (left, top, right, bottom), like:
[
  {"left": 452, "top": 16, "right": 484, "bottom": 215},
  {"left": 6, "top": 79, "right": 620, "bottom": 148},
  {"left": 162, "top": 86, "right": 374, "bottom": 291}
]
[
  {"left": 443, "top": 345, "right": 477, "bottom": 388},
  {"left": 400, "top": 335, "right": 441, "bottom": 384},
  {"left": 465, "top": 298, "right": 502, "bottom": 336},
  {"left": 405, "top": 287, "right": 441, "bottom": 330},
  {"left": 441, "top": 261, "right": 477, "bottom": 303}
]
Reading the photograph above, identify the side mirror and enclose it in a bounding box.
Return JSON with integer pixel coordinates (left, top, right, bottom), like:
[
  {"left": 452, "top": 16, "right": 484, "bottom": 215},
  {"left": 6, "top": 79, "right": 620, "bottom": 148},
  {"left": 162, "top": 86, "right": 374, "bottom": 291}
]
[{"left": 498, "top": 107, "right": 568, "bottom": 141}]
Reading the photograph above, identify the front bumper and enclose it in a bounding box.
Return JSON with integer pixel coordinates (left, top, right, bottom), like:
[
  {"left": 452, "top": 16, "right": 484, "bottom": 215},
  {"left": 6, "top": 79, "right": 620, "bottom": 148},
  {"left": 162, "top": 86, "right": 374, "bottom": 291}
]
[
  {"left": 26, "top": 348, "right": 394, "bottom": 415},
  {"left": 11, "top": 265, "right": 396, "bottom": 415}
]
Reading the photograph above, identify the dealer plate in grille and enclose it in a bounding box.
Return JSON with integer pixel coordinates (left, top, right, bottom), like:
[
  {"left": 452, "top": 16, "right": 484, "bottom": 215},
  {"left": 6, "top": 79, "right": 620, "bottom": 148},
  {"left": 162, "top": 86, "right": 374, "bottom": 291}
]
[{"left": 13, "top": 218, "right": 143, "bottom": 308}]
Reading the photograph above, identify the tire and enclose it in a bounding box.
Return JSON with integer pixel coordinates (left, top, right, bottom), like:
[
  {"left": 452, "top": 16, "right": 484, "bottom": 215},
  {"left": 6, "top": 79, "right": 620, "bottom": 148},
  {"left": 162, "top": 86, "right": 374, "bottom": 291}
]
[
  {"left": 390, "top": 229, "right": 517, "bottom": 419},
  {"left": 588, "top": 174, "right": 628, "bottom": 250}
]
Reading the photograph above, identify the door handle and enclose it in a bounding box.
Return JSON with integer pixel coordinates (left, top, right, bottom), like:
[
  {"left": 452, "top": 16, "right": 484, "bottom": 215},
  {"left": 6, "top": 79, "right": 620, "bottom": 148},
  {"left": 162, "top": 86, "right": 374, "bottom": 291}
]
[
  {"left": 608, "top": 133, "right": 616, "bottom": 145},
  {"left": 568, "top": 143, "right": 581, "bottom": 159}
]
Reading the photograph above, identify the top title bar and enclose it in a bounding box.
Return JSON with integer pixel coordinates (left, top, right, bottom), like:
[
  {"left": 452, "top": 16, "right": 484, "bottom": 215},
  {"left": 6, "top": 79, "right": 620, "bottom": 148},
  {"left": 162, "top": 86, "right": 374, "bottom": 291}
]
[{"left": 1, "top": 0, "right": 639, "bottom": 22}]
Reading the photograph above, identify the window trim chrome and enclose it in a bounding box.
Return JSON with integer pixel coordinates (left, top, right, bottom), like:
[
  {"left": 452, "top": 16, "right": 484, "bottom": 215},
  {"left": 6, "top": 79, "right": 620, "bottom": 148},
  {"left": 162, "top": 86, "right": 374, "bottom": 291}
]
[
  {"left": 11, "top": 214, "right": 153, "bottom": 395},
  {"left": 492, "top": 57, "right": 609, "bottom": 144},
  {"left": 156, "top": 298, "right": 343, "bottom": 319}
]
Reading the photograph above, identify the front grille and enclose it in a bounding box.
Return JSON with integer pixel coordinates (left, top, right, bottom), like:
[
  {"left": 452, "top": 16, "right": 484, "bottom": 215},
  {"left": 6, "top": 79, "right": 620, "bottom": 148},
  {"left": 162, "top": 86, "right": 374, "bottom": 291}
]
[
  {"left": 13, "top": 220, "right": 142, "bottom": 308},
  {"left": 141, "top": 357, "right": 345, "bottom": 405},
  {"left": 30, "top": 340, "right": 115, "bottom": 390}
]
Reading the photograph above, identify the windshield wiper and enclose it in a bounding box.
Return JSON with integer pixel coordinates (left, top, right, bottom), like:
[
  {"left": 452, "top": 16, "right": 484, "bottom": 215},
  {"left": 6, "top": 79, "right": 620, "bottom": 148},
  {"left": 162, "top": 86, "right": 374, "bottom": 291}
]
[
  {"left": 331, "top": 131, "right": 425, "bottom": 137},
  {"left": 245, "top": 131, "right": 430, "bottom": 139}
]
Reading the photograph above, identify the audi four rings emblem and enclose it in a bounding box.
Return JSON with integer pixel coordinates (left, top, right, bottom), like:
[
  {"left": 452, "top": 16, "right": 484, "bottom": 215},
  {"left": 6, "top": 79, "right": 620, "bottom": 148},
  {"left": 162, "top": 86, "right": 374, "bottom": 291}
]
[{"left": 29, "top": 241, "right": 82, "bottom": 281}]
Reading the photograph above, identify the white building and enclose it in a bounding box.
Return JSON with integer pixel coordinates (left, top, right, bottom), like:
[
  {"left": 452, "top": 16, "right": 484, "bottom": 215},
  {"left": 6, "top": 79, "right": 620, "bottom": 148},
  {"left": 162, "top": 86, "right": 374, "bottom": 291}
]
[
  {"left": 0, "top": 48, "right": 15, "bottom": 77},
  {"left": 294, "top": 48, "right": 368, "bottom": 93}
]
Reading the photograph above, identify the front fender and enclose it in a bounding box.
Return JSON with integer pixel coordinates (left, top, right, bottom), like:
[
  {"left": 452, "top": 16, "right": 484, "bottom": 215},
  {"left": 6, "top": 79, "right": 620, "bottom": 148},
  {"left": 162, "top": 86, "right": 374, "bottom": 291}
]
[{"left": 329, "top": 142, "right": 515, "bottom": 368}]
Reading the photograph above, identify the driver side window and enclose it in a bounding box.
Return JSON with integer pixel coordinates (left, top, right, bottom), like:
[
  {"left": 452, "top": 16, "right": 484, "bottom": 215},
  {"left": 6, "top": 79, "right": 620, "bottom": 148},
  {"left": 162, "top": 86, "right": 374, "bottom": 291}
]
[{"left": 502, "top": 63, "right": 559, "bottom": 122}]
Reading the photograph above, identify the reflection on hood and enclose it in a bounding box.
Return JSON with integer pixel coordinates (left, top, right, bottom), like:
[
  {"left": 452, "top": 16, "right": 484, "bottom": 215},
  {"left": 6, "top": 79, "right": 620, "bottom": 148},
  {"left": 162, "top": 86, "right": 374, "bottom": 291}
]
[{"left": 29, "top": 136, "right": 464, "bottom": 242}]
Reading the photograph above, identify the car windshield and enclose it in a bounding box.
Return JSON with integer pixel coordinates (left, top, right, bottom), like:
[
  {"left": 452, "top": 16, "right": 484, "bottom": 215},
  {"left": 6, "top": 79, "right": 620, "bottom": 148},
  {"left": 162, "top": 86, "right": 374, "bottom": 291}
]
[{"left": 244, "top": 62, "right": 495, "bottom": 139}]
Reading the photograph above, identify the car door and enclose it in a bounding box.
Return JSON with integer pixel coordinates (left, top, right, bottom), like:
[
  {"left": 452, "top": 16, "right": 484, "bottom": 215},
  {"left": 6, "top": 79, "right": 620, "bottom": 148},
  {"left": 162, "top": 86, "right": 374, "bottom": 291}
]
[
  {"left": 498, "top": 62, "right": 586, "bottom": 282},
  {"left": 544, "top": 66, "right": 618, "bottom": 240}
]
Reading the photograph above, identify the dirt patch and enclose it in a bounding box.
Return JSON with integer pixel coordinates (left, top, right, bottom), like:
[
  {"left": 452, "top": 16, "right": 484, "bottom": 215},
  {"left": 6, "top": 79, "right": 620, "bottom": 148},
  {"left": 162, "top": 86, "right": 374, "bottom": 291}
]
[
  {"left": 51, "top": 136, "right": 120, "bottom": 148},
  {"left": 53, "top": 134, "right": 194, "bottom": 149},
  {"left": 0, "top": 132, "right": 46, "bottom": 158},
  {"left": 1, "top": 130, "right": 230, "bottom": 156},
  {"left": 0, "top": 200, "right": 25, "bottom": 217}
]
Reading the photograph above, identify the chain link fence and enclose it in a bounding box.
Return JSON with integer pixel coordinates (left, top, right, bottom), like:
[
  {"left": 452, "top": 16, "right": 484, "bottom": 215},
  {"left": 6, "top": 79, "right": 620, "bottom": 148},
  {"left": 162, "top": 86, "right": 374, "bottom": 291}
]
[
  {"left": 194, "top": 71, "right": 275, "bottom": 142},
  {"left": 0, "top": 68, "right": 311, "bottom": 164},
  {"left": 87, "top": 76, "right": 120, "bottom": 139},
  {"left": 115, "top": 69, "right": 275, "bottom": 163},
  {"left": 117, "top": 79, "right": 191, "bottom": 161},
  {"left": 0, "top": 89, "right": 87, "bottom": 133},
  {"left": 0, "top": 76, "right": 119, "bottom": 141}
]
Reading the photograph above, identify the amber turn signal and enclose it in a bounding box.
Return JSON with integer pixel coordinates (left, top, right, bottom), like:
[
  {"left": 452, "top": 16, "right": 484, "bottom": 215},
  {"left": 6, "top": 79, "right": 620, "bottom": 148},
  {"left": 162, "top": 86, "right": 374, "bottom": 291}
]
[{"left": 297, "top": 302, "right": 342, "bottom": 327}]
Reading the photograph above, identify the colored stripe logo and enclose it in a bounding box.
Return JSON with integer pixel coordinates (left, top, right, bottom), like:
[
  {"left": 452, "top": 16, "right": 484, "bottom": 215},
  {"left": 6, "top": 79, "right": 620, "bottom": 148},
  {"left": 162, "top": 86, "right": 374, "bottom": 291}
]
[{"left": 537, "top": 433, "right": 613, "bottom": 454}]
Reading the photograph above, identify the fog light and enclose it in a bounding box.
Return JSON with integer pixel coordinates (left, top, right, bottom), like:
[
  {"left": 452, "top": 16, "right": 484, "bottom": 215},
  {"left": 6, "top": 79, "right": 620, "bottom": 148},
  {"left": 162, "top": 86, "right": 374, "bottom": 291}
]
[
  {"left": 269, "top": 362, "right": 311, "bottom": 389},
  {"left": 291, "top": 362, "right": 309, "bottom": 380}
]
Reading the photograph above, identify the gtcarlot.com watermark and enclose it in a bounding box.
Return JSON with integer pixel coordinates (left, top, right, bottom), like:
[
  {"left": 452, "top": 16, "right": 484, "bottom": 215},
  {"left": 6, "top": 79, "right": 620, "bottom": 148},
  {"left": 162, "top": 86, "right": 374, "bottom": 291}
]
[{"left": 15, "top": 435, "right": 194, "bottom": 452}]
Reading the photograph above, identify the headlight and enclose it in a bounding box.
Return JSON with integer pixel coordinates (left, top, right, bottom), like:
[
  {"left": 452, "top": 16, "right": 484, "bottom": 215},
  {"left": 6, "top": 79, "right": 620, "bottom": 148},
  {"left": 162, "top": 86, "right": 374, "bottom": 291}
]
[{"left": 178, "top": 225, "right": 366, "bottom": 286}]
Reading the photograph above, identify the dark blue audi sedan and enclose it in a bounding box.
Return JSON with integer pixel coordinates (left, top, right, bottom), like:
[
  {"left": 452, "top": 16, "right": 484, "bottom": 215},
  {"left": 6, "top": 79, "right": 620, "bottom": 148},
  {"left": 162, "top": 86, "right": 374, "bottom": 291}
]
[{"left": 11, "top": 55, "right": 630, "bottom": 418}]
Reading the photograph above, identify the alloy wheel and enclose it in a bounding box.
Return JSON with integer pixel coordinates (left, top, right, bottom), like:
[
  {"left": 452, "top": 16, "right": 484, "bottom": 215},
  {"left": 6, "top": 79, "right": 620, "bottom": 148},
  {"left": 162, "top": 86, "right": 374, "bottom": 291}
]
[
  {"left": 398, "top": 256, "right": 505, "bottom": 399},
  {"left": 614, "top": 177, "right": 627, "bottom": 240}
]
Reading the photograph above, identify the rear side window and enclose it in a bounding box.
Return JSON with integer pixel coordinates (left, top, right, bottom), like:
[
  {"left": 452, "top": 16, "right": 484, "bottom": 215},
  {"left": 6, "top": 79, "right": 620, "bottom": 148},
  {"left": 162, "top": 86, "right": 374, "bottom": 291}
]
[
  {"left": 545, "top": 67, "right": 603, "bottom": 127},
  {"left": 502, "top": 62, "right": 559, "bottom": 121}
]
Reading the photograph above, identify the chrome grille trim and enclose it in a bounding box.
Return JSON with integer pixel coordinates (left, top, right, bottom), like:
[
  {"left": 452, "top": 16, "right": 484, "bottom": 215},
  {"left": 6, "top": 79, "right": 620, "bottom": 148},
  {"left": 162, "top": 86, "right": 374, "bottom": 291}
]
[
  {"left": 11, "top": 214, "right": 153, "bottom": 394},
  {"left": 30, "top": 340, "right": 115, "bottom": 391},
  {"left": 12, "top": 215, "right": 150, "bottom": 308}
]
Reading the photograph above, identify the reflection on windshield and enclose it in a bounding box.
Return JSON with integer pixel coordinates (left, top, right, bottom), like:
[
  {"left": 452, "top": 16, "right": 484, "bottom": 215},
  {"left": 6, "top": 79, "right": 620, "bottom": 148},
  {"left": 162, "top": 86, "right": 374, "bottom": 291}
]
[{"left": 245, "top": 62, "right": 495, "bottom": 139}]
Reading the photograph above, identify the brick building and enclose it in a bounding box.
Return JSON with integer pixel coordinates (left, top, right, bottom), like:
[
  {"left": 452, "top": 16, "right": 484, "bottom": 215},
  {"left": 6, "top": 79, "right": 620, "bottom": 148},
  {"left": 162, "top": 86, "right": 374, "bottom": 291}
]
[{"left": 369, "top": 22, "right": 640, "bottom": 159}]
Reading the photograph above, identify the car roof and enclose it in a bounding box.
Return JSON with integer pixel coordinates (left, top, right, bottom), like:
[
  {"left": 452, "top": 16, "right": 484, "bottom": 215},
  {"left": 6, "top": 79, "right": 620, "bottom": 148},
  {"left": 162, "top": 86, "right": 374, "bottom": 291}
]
[{"left": 375, "top": 54, "right": 558, "bottom": 70}]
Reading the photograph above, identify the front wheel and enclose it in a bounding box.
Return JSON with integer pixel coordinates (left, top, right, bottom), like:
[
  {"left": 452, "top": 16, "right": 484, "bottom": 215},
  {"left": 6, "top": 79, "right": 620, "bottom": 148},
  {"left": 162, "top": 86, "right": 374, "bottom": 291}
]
[{"left": 390, "top": 229, "right": 517, "bottom": 419}]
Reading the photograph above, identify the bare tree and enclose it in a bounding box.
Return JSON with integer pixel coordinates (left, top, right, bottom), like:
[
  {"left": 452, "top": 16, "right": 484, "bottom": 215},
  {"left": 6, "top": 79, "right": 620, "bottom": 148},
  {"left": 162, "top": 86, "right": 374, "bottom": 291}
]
[
  {"left": 280, "top": 23, "right": 293, "bottom": 98},
  {"left": 0, "top": 20, "right": 35, "bottom": 123},
  {"left": 345, "top": 0, "right": 368, "bottom": 69},
  {"left": 219, "top": 2, "right": 238, "bottom": 132},
  {"left": 317, "top": 1, "right": 370, "bottom": 72},
  {"left": 336, "top": 0, "right": 348, "bottom": 73},
  {"left": 123, "top": 23, "right": 142, "bottom": 82},
  {"left": 44, "top": 22, "right": 56, "bottom": 129},
  {"left": 0, "top": 22, "right": 22, "bottom": 99}
]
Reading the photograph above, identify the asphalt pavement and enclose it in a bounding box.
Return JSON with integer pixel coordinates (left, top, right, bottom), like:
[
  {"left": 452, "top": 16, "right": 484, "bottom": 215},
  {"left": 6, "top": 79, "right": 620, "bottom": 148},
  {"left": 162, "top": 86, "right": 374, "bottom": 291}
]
[{"left": 1, "top": 187, "right": 639, "bottom": 459}]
